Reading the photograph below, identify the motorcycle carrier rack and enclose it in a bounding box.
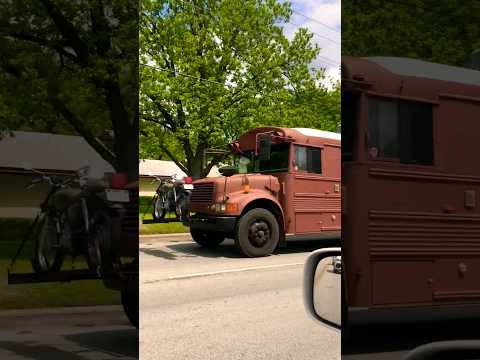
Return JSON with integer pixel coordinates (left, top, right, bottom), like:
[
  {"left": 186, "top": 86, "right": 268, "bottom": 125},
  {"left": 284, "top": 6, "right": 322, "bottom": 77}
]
[
  {"left": 8, "top": 268, "right": 99, "bottom": 284},
  {"left": 142, "top": 218, "right": 185, "bottom": 224},
  {"left": 141, "top": 195, "right": 188, "bottom": 225},
  {"left": 7, "top": 188, "right": 139, "bottom": 288}
]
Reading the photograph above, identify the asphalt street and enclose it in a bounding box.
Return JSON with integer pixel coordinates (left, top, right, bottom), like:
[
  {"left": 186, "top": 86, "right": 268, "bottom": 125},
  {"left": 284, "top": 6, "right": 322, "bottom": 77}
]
[
  {"left": 139, "top": 236, "right": 340, "bottom": 360},
  {"left": 0, "top": 305, "right": 138, "bottom": 360}
]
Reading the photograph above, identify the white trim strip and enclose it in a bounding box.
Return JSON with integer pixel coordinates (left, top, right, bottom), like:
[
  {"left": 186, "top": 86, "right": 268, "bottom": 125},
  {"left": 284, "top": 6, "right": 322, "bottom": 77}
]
[{"left": 165, "top": 262, "right": 304, "bottom": 281}]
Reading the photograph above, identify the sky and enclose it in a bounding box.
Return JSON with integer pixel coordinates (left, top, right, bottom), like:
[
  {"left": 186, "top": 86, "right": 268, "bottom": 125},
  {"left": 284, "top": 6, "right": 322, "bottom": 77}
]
[{"left": 283, "top": 0, "right": 341, "bottom": 86}]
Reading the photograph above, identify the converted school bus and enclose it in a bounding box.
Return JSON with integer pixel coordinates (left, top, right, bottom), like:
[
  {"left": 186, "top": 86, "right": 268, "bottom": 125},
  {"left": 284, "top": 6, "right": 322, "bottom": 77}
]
[
  {"left": 188, "top": 127, "right": 341, "bottom": 257},
  {"left": 342, "top": 56, "right": 480, "bottom": 317}
]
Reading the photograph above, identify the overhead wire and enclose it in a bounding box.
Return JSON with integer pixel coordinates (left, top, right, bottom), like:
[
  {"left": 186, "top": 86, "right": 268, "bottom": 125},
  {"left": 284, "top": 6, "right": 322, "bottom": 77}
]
[{"left": 291, "top": 9, "right": 340, "bottom": 34}]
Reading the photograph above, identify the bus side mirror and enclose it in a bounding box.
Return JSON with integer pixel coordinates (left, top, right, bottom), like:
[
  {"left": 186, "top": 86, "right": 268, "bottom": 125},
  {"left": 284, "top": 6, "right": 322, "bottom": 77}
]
[
  {"left": 258, "top": 135, "right": 271, "bottom": 161},
  {"left": 219, "top": 166, "right": 237, "bottom": 177},
  {"left": 303, "top": 248, "right": 341, "bottom": 332}
]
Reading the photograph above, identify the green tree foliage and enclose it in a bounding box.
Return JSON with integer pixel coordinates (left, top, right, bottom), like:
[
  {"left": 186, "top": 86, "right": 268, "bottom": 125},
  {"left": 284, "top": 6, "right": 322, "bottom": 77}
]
[
  {"left": 0, "top": 0, "right": 138, "bottom": 179},
  {"left": 342, "top": 0, "right": 480, "bottom": 66},
  {"left": 140, "top": 0, "right": 340, "bottom": 178}
]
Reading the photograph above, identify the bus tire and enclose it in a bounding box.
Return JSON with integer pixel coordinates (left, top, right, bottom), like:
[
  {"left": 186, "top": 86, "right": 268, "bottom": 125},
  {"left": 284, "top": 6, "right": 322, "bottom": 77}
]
[
  {"left": 235, "top": 208, "right": 279, "bottom": 257},
  {"left": 121, "top": 289, "right": 138, "bottom": 328}
]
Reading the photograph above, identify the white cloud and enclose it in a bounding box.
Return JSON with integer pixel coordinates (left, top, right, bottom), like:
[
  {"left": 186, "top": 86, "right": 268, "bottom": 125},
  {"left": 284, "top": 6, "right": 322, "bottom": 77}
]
[{"left": 285, "top": 0, "right": 341, "bottom": 87}]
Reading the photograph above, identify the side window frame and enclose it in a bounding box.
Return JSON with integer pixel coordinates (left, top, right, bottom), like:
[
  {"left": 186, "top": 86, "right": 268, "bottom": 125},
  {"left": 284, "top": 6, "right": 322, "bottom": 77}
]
[
  {"left": 367, "top": 96, "right": 434, "bottom": 166},
  {"left": 294, "top": 145, "right": 323, "bottom": 174}
]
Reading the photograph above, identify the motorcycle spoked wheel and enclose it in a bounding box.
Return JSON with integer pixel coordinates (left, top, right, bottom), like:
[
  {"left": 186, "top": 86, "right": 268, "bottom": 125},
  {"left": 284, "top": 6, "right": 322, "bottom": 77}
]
[
  {"left": 175, "top": 195, "right": 189, "bottom": 221},
  {"left": 152, "top": 195, "right": 168, "bottom": 220},
  {"left": 86, "top": 210, "right": 118, "bottom": 273},
  {"left": 31, "top": 214, "right": 65, "bottom": 273}
]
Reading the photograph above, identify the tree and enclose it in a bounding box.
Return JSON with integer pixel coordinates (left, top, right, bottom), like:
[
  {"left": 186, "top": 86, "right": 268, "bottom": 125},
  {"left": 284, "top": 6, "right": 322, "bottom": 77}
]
[
  {"left": 342, "top": 0, "right": 480, "bottom": 66},
  {"left": 140, "top": 0, "right": 340, "bottom": 179},
  {"left": 0, "top": 0, "right": 138, "bottom": 180}
]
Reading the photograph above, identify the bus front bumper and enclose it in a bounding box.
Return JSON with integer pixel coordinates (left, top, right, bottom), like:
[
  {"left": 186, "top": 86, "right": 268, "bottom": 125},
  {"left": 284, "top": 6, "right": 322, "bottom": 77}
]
[{"left": 189, "top": 214, "right": 237, "bottom": 233}]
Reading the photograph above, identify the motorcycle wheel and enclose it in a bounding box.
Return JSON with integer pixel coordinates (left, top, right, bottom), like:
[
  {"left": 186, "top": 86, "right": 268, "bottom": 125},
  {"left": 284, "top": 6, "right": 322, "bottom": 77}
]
[
  {"left": 87, "top": 209, "right": 115, "bottom": 273},
  {"left": 152, "top": 195, "right": 167, "bottom": 220},
  {"left": 31, "top": 214, "right": 64, "bottom": 273},
  {"left": 176, "top": 195, "right": 189, "bottom": 221}
]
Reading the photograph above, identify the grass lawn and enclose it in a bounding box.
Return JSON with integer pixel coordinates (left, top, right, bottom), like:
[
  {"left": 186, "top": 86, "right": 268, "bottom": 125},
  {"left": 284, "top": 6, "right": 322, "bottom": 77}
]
[
  {"left": 139, "top": 196, "right": 189, "bottom": 235},
  {"left": 0, "top": 219, "right": 119, "bottom": 310}
]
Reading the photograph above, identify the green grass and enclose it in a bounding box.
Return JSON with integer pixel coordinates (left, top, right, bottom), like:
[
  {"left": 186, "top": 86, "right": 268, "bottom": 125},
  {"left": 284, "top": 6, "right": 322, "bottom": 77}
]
[
  {"left": 139, "top": 197, "right": 189, "bottom": 235},
  {"left": 0, "top": 219, "right": 119, "bottom": 310}
]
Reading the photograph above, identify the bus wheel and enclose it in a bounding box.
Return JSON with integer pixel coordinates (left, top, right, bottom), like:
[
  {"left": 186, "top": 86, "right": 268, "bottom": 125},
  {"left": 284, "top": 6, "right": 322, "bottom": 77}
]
[
  {"left": 235, "top": 208, "right": 279, "bottom": 257},
  {"left": 190, "top": 229, "right": 225, "bottom": 248},
  {"left": 121, "top": 289, "right": 138, "bottom": 328}
]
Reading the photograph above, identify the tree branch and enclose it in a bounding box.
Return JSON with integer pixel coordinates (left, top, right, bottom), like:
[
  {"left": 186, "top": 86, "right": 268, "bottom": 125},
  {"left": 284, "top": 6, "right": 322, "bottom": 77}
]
[
  {"left": 6, "top": 32, "right": 79, "bottom": 63},
  {"left": 47, "top": 91, "right": 116, "bottom": 167},
  {"left": 147, "top": 94, "right": 178, "bottom": 130},
  {"left": 39, "top": 0, "right": 90, "bottom": 64},
  {"left": 159, "top": 143, "right": 189, "bottom": 175}
]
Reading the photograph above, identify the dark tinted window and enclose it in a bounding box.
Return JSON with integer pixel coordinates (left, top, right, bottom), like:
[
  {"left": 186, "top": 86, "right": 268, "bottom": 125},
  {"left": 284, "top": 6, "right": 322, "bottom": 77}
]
[
  {"left": 257, "top": 143, "right": 290, "bottom": 173},
  {"left": 368, "top": 98, "right": 434, "bottom": 165},
  {"left": 295, "top": 146, "right": 322, "bottom": 174}
]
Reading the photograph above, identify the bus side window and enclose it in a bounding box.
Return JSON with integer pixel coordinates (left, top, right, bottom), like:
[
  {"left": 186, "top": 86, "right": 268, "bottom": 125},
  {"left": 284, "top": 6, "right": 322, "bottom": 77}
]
[
  {"left": 368, "top": 97, "right": 434, "bottom": 165},
  {"left": 295, "top": 146, "right": 322, "bottom": 174}
]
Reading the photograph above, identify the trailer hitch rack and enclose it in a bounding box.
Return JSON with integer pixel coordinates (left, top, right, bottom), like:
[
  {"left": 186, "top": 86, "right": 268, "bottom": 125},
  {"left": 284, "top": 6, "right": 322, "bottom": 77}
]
[{"left": 8, "top": 268, "right": 100, "bottom": 285}]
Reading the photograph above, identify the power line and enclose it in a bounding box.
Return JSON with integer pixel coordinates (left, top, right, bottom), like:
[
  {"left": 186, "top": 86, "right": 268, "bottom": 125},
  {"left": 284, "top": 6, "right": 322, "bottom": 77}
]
[
  {"left": 317, "top": 55, "right": 339, "bottom": 67},
  {"left": 140, "top": 63, "right": 231, "bottom": 87},
  {"left": 285, "top": 21, "right": 340, "bottom": 46},
  {"left": 291, "top": 9, "right": 340, "bottom": 34}
]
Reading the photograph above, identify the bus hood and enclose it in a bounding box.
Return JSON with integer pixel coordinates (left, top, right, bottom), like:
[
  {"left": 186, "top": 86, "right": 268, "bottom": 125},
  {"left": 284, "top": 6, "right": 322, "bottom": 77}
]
[{"left": 190, "top": 174, "right": 280, "bottom": 214}]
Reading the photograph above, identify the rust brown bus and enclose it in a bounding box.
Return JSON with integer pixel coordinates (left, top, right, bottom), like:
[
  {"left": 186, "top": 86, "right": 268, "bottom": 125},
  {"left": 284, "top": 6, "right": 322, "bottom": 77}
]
[
  {"left": 342, "top": 56, "right": 480, "bottom": 322},
  {"left": 188, "top": 127, "right": 341, "bottom": 257}
]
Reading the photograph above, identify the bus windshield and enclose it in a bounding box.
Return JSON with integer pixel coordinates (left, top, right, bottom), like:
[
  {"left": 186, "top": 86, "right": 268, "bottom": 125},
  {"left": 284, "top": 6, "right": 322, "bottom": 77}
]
[{"left": 234, "top": 143, "right": 290, "bottom": 174}]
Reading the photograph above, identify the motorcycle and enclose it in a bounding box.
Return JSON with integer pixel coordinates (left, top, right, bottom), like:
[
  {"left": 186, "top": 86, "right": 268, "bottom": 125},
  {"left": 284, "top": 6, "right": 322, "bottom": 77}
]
[
  {"left": 151, "top": 174, "right": 193, "bottom": 222},
  {"left": 24, "top": 163, "right": 130, "bottom": 274}
]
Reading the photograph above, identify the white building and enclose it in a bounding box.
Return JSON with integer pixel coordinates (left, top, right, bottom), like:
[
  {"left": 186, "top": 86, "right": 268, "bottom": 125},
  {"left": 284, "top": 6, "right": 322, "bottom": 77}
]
[
  {"left": 0, "top": 131, "right": 113, "bottom": 218},
  {"left": 139, "top": 159, "right": 220, "bottom": 197}
]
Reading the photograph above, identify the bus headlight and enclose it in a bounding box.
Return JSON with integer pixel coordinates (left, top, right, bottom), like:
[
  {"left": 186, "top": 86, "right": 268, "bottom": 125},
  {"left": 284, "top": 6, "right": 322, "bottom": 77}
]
[
  {"left": 213, "top": 203, "right": 238, "bottom": 213},
  {"left": 213, "top": 203, "right": 226, "bottom": 212}
]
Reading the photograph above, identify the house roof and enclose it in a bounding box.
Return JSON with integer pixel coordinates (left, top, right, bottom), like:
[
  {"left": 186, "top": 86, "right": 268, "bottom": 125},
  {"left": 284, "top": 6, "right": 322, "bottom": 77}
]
[
  {"left": 0, "top": 131, "right": 113, "bottom": 178},
  {"left": 139, "top": 159, "right": 220, "bottom": 178}
]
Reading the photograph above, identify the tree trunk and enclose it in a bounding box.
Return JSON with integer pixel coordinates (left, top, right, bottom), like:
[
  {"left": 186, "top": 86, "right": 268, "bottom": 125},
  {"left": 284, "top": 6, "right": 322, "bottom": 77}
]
[
  {"left": 114, "top": 129, "right": 138, "bottom": 182},
  {"left": 188, "top": 145, "right": 207, "bottom": 180}
]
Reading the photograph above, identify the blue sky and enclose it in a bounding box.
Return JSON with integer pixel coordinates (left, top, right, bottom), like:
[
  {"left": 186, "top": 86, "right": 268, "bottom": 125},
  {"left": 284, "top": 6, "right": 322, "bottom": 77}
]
[{"left": 284, "top": 0, "right": 341, "bottom": 84}]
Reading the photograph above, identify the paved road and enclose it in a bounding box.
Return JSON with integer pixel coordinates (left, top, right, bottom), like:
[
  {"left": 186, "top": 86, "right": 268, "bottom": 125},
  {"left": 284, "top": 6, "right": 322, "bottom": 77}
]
[
  {"left": 0, "top": 305, "right": 138, "bottom": 360},
  {"left": 140, "top": 236, "right": 340, "bottom": 360}
]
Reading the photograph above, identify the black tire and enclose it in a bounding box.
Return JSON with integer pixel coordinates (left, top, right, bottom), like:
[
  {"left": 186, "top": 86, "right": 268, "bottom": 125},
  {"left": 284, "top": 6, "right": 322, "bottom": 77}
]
[
  {"left": 176, "top": 194, "right": 189, "bottom": 221},
  {"left": 152, "top": 195, "right": 166, "bottom": 220},
  {"left": 121, "top": 289, "right": 138, "bottom": 328},
  {"left": 235, "top": 208, "right": 279, "bottom": 257},
  {"left": 31, "top": 214, "right": 64, "bottom": 273},
  {"left": 87, "top": 210, "right": 115, "bottom": 272},
  {"left": 190, "top": 229, "right": 225, "bottom": 248}
]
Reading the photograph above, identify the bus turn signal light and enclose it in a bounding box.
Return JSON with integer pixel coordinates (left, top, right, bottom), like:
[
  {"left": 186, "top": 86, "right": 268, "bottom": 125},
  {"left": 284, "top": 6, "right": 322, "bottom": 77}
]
[{"left": 226, "top": 203, "right": 238, "bottom": 213}]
